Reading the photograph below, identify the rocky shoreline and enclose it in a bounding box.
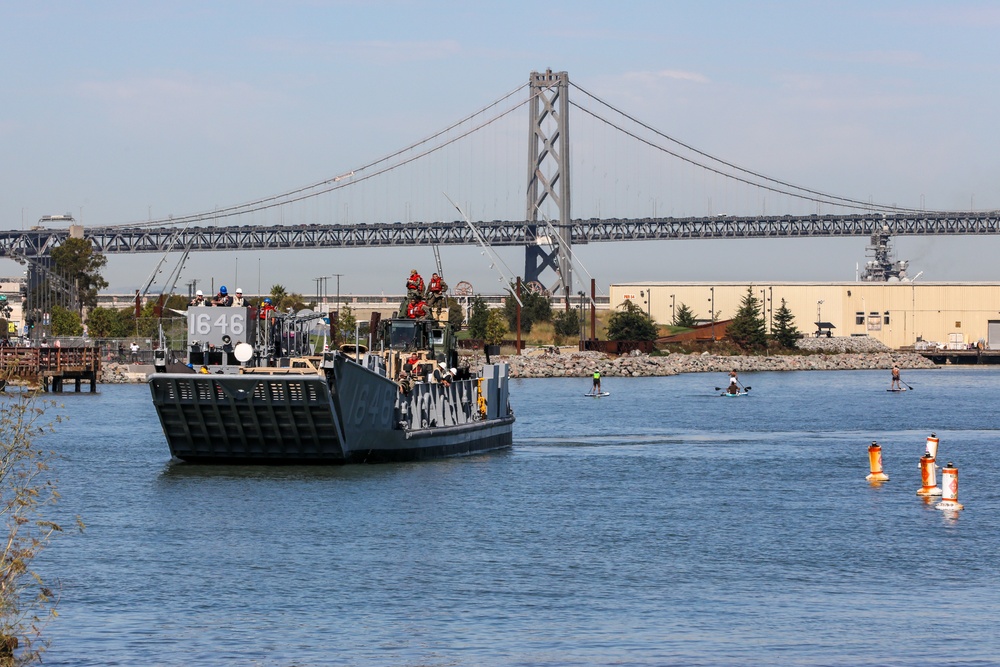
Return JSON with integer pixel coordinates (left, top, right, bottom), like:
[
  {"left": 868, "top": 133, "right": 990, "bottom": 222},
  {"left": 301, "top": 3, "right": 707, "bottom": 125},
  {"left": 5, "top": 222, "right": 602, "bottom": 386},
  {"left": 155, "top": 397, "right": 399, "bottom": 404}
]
[
  {"left": 475, "top": 337, "right": 938, "bottom": 379},
  {"left": 99, "top": 337, "right": 938, "bottom": 383},
  {"left": 490, "top": 349, "right": 936, "bottom": 379}
]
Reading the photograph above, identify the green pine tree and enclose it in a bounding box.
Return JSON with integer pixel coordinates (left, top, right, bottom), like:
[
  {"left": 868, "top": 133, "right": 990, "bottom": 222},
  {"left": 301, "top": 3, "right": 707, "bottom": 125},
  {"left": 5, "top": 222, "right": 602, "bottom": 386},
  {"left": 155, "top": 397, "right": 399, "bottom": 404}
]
[
  {"left": 727, "top": 287, "right": 767, "bottom": 351},
  {"left": 771, "top": 298, "right": 800, "bottom": 349},
  {"left": 673, "top": 302, "right": 698, "bottom": 328}
]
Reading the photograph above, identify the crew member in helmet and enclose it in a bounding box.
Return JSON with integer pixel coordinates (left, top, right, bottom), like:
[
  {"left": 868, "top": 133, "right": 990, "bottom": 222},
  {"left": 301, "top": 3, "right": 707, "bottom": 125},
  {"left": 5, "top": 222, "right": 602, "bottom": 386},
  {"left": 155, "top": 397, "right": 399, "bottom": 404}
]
[
  {"left": 259, "top": 297, "right": 276, "bottom": 320},
  {"left": 212, "top": 285, "right": 233, "bottom": 307},
  {"left": 188, "top": 289, "right": 205, "bottom": 307},
  {"left": 231, "top": 288, "right": 246, "bottom": 307}
]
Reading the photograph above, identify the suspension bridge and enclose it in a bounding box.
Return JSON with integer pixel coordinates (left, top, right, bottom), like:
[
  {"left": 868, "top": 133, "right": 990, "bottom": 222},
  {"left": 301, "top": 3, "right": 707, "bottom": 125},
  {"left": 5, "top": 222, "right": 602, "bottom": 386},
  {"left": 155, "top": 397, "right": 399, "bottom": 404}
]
[{"left": 5, "top": 69, "right": 998, "bottom": 302}]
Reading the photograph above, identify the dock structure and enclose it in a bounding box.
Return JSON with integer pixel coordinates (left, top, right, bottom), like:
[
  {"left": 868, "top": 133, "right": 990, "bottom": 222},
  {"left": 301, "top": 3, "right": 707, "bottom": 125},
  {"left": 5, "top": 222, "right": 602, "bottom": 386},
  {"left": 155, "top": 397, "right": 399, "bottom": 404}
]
[
  {"left": 916, "top": 348, "right": 1000, "bottom": 365},
  {"left": 0, "top": 346, "right": 101, "bottom": 392}
]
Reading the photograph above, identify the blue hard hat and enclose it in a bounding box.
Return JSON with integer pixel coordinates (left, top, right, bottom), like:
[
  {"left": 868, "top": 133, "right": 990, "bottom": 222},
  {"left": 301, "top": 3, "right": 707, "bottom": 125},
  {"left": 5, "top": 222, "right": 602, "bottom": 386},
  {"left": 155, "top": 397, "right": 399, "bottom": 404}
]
[
  {"left": 264, "top": 298, "right": 271, "bottom": 304},
  {"left": 219, "top": 286, "right": 227, "bottom": 294}
]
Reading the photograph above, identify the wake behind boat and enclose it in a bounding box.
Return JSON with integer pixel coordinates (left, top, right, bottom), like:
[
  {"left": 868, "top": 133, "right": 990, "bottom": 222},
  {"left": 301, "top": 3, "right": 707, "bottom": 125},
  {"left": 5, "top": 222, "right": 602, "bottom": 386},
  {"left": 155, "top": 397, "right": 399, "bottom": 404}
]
[{"left": 148, "top": 305, "right": 514, "bottom": 464}]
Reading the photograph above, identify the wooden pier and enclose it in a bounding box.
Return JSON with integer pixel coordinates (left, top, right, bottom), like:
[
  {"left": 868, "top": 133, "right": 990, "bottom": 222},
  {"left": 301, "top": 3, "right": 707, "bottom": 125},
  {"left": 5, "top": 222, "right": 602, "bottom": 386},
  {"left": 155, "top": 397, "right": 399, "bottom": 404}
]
[{"left": 0, "top": 346, "right": 102, "bottom": 392}]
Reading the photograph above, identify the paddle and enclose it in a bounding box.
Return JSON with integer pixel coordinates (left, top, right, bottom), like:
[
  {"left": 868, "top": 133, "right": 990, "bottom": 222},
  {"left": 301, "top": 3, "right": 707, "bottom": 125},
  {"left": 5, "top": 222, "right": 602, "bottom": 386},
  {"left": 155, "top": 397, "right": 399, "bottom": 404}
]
[
  {"left": 901, "top": 380, "right": 914, "bottom": 390},
  {"left": 718, "top": 375, "right": 749, "bottom": 393}
]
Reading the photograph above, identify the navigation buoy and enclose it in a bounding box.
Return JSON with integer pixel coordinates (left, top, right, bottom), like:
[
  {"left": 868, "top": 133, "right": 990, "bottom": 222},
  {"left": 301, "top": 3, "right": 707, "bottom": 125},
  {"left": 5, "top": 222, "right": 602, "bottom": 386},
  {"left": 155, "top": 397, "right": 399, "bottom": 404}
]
[
  {"left": 866, "top": 441, "right": 889, "bottom": 482},
  {"left": 917, "top": 452, "right": 942, "bottom": 496},
  {"left": 935, "top": 462, "right": 964, "bottom": 510},
  {"left": 925, "top": 433, "right": 939, "bottom": 459}
]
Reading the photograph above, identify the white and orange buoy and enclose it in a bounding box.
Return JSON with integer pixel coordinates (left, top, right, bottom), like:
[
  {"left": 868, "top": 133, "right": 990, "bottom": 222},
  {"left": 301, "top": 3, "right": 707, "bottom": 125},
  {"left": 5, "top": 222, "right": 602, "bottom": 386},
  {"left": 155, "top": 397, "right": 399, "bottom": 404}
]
[
  {"left": 866, "top": 441, "right": 889, "bottom": 482},
  {"left": 936, "top": 462, "right": 965, "bottom": 510},
  {"left": 917, "top": 452, "right": 942, "bottom": 496},
  {"left": 925, "top": 433, "right": 940, "bottom": 459}
]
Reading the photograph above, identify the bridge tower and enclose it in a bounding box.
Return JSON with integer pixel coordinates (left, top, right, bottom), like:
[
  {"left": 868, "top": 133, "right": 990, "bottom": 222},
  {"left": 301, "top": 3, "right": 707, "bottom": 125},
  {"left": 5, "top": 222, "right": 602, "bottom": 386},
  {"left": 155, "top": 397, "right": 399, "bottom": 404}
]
[{"left": 524, "top": 69, "right": 573, "bottom": 301}]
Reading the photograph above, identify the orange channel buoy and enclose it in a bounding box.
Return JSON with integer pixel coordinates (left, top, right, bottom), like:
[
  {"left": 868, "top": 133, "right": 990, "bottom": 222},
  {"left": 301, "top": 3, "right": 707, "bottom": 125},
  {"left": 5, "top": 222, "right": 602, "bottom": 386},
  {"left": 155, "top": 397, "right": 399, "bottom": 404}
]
[
  {"left": 925, "top": 433, "right": 940, "bottom": 459},
  {"left": 917, "top": 452, "right": 942, "bottom": 496},
  {"left": 866, "top": 441, "right": 889, "bottom": 482},
  {"left": 935, "top": 462, "right": 964, "bottom": 510}
]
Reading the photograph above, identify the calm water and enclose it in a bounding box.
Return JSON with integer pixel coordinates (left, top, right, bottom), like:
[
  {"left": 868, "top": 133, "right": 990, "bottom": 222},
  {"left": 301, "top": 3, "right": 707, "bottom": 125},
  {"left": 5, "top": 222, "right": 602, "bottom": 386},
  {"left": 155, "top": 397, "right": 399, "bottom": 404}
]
[{"left": 33, "top": 368, "right": 1000, "bottom": 666}]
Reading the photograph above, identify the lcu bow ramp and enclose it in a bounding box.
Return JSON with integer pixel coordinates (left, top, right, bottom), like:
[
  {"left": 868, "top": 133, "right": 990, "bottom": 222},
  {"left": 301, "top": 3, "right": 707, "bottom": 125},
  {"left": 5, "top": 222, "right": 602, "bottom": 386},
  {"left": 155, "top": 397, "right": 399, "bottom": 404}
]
[{"left": 149, "top": 307, "right": 513, "bottom": 464}]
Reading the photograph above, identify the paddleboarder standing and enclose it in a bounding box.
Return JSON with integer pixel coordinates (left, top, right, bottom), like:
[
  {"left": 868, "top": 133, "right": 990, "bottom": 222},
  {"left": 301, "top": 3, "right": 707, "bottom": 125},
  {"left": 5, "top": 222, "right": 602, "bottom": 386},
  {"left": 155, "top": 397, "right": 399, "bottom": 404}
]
[
  {"left": 891, "top": 365, "right": 901, "bottom": 390},
  {"left": 592, "top": 371, "right": 602, "bottom": 395}
]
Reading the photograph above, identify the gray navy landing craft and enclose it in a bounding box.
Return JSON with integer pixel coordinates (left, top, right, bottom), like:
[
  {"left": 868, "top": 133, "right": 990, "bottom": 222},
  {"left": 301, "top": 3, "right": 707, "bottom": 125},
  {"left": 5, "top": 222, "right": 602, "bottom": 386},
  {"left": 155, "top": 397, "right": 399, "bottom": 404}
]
[{"left": 148, "top": 306, "right": 513, "bottom": 463}]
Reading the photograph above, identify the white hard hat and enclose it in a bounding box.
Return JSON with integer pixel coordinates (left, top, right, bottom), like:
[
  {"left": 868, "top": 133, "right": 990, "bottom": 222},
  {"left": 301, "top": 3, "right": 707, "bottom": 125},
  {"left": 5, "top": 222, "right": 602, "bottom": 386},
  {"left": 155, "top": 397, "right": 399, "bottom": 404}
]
[
  {"left": 196, "top": 290, "right": 203, "bottom": 296},
  {"left": 236, "top": 288, "right": 243, "bottom": 293}
]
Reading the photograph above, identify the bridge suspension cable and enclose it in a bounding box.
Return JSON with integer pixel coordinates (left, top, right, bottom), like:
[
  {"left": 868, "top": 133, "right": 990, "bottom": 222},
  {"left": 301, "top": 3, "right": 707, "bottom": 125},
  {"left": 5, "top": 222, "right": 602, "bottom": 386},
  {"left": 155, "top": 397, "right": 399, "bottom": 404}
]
[
  {"left": 114, "top": 82, "right": 531, "bottom": 230},
  {"left": 569, "top": 82, "right": 938, "bottom": 216}
]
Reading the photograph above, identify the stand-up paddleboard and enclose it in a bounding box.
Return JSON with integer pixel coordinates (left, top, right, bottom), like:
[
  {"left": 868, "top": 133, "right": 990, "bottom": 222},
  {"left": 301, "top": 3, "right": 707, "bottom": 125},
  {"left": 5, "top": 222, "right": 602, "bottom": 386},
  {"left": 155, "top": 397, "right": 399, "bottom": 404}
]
[
  {"left": 720, "top": 391, "right": 748, "bottom": 397},
  {"left": 584, "top": 392, "right": 610, "bottom": 397},
  {"left": 886, "top": 388, "right": 908, "bottom": 392}
]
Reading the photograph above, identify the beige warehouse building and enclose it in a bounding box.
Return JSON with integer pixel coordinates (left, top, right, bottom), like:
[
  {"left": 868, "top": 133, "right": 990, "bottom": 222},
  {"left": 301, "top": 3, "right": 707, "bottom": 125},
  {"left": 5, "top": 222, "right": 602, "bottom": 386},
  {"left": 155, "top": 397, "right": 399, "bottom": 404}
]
[{"left": 610, "top": 282, "right": 1000, "bottom": 350}]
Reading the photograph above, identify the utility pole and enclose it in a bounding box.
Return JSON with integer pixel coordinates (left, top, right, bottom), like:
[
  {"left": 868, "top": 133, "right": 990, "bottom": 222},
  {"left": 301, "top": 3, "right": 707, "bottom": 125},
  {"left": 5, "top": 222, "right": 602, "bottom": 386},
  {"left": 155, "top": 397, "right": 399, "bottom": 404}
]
[
  {"left": 313, "top": 275, "right": 331, "bottom": 307},
  {"left": 332, "top": 274, "right": 342, "bottom": 310}
]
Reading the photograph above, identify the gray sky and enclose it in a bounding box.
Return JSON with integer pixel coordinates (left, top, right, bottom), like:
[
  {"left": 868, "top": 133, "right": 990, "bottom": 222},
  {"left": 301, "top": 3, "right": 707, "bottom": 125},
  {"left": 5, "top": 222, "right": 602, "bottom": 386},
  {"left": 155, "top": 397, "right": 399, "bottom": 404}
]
[{"left": 2, "top": 1, "right": 999, "bottom": 298}]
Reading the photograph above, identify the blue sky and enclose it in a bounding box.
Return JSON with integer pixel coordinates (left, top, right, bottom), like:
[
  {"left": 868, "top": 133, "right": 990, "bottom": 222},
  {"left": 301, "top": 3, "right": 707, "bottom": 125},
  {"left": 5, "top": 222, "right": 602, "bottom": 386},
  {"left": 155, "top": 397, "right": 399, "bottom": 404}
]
[{"left": 2, "top": 1, "right": 999, "bottom": 298}]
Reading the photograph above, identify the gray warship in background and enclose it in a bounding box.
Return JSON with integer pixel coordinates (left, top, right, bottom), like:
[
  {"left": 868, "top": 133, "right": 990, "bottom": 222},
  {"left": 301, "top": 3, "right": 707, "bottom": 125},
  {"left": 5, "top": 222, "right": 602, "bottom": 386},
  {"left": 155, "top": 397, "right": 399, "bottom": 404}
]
[{"left": 148, "top": 306, "right": 514, "bottom": 464}]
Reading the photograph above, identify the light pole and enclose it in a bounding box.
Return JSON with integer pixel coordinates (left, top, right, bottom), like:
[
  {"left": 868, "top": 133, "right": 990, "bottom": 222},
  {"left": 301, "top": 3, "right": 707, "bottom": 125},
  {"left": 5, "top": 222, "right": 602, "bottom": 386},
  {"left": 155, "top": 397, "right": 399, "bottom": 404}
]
[
  {"left": 768, "top": 286, "right": 773, "bottom": 333},
  {"left": 670, "top": 294, "right": 676, "bottom": 325},
  {"left": 817, "top": 300, "right": 824, "bottom": 336},
  {"left": 761, "top": 288, "right": 767, "bottom": 333},
  {"left": 578, "top": 291, "right": 586, "bottom": 349}
]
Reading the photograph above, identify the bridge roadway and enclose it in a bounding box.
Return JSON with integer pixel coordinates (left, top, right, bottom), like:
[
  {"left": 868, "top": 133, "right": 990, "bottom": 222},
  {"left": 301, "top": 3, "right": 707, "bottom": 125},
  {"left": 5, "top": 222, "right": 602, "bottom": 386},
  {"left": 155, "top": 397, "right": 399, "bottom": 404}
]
[{"left": 2, "top": 211, "right": 999, "bottom": 258}]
